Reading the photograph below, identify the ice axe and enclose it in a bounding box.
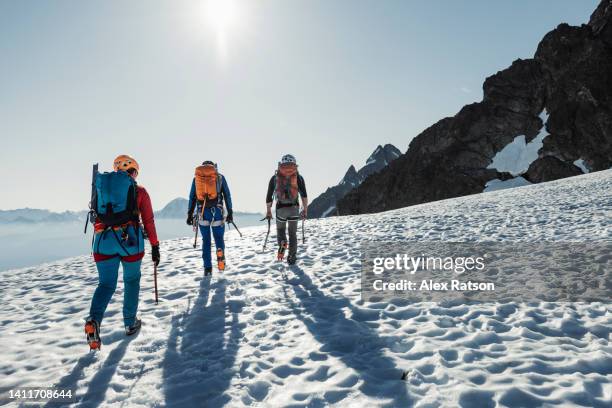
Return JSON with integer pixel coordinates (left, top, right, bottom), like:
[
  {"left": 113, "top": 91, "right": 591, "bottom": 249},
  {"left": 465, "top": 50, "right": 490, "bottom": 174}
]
[
  {"left": 193, "top": 198, "right": 206, "bottom": 249},
  {"left": 192, "top": 212, "right": 199, "bottom": 249},
  {"left": 228, "top": 220, "right": 243, "bottom": 238},
  {"left": 153, "top": 263, "right": 159, "bottom": 305}
]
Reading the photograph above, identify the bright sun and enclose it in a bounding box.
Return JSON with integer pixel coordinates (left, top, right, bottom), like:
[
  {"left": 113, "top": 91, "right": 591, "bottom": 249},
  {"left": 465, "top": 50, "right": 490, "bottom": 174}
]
[{"left": 204, "top": 0, "right": 242, "bottom": 59}]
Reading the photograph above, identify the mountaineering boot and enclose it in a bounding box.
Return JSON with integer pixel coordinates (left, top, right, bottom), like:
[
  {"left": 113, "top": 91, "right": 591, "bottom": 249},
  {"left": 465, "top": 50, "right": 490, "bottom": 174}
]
[
  {"left": 217, "top": 248, "right": 225, "bottom": 271},
  {"left": 125, "top": 318, "right": 142, "bottom": 336},
  {"left": 277, "top": 241, "right": 288, "bottom": 261},
  {"left": 205, "top": 266, "right": 213, "bottom": 276},
  {"left": 85, "top": 319, "right": 101, "bottom": 350},
  {"left": 287, "top": 254, "right": 296, "bottom": 265}
]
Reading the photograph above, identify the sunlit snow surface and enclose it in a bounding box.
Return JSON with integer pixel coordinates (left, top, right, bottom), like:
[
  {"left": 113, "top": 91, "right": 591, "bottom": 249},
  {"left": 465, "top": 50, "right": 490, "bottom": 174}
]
[{"left": 0, "top": 170, "right": 610, "bottom": 407}]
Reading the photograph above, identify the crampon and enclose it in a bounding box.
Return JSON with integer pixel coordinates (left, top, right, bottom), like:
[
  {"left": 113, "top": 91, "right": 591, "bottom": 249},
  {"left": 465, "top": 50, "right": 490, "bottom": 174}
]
[
  {"left": 217, "top": 248, "right": 225, "bottom": 271},
  {"left": 277, "top": 241, "right": 288, "bottom": 261},
  {"left": 85, "top": 319, "right": 101, "bottom": 351}
]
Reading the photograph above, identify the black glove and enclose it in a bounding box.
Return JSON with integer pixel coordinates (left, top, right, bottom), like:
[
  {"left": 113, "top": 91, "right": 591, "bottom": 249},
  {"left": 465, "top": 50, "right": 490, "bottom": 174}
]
[
  {"left": 186, "top": 213, "right": 193, "bottom": 226},
  {"left": 152, "top": 244, "right": 160, "bottom": 266},
  {"left": 225, "top": 209, "right": 233, "bottom": 224}
]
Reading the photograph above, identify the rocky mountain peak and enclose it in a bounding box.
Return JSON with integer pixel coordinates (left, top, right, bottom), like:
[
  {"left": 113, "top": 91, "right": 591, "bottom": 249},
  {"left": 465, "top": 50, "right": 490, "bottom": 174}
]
[
  {"left": 337, "top": 0, "right": 612, "bottom": 215},
  {"left": 340, "top": 165, "right": 359, "bottom": 186},
  {"left": 308, "top": 144, "right": 402, "bottom": 218}
]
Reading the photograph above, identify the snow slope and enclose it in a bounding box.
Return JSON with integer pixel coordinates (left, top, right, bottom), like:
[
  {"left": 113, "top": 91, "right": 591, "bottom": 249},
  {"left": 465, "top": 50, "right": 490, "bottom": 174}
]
[{"left": 0, "top": 170, "right": 610, "bottom": 407}]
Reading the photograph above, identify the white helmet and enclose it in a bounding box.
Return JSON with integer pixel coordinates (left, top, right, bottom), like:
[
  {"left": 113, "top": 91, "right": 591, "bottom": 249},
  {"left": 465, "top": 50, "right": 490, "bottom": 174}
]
[{"left": 280, "top": 154, "right": 296, "bottom": 165}]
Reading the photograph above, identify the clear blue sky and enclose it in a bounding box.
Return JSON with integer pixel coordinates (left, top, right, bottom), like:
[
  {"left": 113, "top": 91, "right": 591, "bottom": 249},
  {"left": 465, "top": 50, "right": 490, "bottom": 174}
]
[{"left": 0, "top": 0, "right": 598, "bottom": 212}]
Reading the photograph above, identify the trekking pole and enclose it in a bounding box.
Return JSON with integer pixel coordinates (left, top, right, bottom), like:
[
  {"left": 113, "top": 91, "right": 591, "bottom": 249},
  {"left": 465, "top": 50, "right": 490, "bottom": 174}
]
[
  {"left": 261, "top": 216, "right": 271, "bottom": 251},
  {"left": 154, "top": 263, "right": 159, "bottom": 305},
  {"left": 302, "top": 218, "right": 306, "bottom": 244}
]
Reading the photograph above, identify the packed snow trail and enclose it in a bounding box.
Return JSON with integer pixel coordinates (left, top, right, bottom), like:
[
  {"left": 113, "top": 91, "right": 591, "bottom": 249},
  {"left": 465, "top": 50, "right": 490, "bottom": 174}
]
[{"left": 0, "top": 170, "right": 610, "bottom": 407}]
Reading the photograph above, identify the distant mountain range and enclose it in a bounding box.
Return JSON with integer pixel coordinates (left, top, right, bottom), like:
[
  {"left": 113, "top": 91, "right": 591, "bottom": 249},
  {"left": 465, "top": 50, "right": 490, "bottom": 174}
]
[
  {"left": 155, "top": 198, "right": 261, "bottom": 219},
  {"left": 308, "top": 144, "right": 401, "bottom": 218},
  {"left": 0, "top": 208, "right": 88, "bottom": 224},
  {"left": 0, "top": 199, "right": 261, "bottom": 224}
]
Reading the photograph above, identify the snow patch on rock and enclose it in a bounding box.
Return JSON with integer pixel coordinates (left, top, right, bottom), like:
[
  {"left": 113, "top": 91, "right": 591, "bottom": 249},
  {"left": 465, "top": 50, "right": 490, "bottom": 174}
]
[
  {"left": 573, "top": 159, "right": 590, "bottom": 174},
  {"left": 321, "top": 206, "right": 336, "bottom": 217},
  {"left": 487, "top": 110, "right": 549, "bottom": 176},
  {"left": 484, "top": 176, "right": 531, "bottom": 192},
  {"left": 485, "top": 110, "right": 550, "bottom": 192}
]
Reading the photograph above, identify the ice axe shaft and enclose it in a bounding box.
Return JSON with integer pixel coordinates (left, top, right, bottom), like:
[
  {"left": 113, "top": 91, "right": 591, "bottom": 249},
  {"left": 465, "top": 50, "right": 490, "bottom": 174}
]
[
  {"left": 153, "top": 264, "right": 159, "bottom": 305},
  {"left": 261, "top": 216, "right": 271, "bottom": 251},
  {"left": 192, "top": 217, "right": 199, "bottom": 248},
  {"left": 193, "top": 198, "right": 206, "bottom": 249},
  {"left": 84, "top": 163, "right": 98, "bottom": 234}
]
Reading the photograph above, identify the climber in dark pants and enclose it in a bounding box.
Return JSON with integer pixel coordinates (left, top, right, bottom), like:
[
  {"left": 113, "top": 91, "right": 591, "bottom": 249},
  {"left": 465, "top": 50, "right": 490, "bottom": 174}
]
[{"left": 265, "top": 154, "right": 308, "bottom": 265}]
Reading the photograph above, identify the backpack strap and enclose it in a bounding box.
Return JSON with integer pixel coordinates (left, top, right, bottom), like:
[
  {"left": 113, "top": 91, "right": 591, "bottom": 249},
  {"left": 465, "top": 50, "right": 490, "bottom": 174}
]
[
  {"left": 217, "top": 173, "right": 224, "bottom": 204},
  {"left": 130, "top": 181, "right": 139, "bottom": 221}
]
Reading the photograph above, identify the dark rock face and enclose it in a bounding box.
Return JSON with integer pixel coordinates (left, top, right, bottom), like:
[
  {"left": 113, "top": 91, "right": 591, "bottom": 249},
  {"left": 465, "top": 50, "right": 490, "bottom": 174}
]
[
  {"left": 308, "top": 144, "right": 401, "bottom": 218},
  {"left": 535, "top": 17, "right": 612, "bottom": 172},
  {"left": 524, "top": 156, "right": 583, "bottom": 183},
  {"left": 338, "top": 0, "right": 612, "bottom": 215}
]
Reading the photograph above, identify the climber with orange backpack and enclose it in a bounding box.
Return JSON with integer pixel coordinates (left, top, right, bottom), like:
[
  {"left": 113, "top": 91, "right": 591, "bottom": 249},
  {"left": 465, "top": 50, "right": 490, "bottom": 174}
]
[
  {"left": 187, "top": 161, "right": 233, "bottom": 276},
  {"left": 265, "top": 154, "right": 308, "bottom": 265}
]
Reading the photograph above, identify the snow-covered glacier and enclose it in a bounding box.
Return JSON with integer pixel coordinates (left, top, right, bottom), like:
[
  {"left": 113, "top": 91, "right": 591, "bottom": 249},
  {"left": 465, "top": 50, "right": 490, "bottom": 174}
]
[{"left": 0, "top": 170, "right": 610, "bottom": 407}]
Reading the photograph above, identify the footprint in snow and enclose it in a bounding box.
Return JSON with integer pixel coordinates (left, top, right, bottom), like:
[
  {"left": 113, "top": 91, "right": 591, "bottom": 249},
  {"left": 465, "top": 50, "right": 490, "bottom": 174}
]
[
  {"left": 253, "top": 311, "right": 268, "bottom": 321},
  {"left": 163, "top": 291, "right": 188, "bottom": 300}
]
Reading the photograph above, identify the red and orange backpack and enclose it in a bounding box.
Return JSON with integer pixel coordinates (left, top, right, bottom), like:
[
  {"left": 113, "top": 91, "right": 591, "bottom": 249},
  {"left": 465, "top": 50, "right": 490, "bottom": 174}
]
[{"left": 275, "top": 163, "right": 299, "bottom": 205}]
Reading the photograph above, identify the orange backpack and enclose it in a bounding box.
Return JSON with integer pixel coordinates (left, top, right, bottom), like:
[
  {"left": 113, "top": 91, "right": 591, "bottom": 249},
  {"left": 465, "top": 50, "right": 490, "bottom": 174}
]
[
  {"left": 195, "top": 164, "right": 221, "bottom": 203},
  {"left": 275, "top": 163, "right": 299, "bottom": 204}
]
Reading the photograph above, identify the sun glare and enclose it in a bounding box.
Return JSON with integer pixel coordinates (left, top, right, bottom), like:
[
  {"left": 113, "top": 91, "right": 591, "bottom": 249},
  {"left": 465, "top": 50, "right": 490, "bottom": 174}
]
[{"left": 204, "top": 0, "right": 242, "bottom": 59}]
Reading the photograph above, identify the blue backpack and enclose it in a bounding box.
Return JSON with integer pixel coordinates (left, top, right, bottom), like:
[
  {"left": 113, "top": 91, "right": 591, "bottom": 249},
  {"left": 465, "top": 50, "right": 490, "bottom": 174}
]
[{"left": 92, "top": 170, "right": 139, "bottom": 227}]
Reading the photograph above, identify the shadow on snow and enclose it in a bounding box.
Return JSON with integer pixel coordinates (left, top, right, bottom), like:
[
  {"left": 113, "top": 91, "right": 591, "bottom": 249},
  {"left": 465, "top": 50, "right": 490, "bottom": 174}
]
[
  {"left": 45, "top": 334, "right": 139, "bottom": 408},
  {"left": 282, "top": 265, "right": 413, "bottom": 407},
  {"left": 162, "top": 277, "right": 243, "bottom": 407}
]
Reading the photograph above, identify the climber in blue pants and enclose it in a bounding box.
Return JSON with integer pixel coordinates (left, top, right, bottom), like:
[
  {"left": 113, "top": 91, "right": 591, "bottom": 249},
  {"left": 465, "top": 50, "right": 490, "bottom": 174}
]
[
  {"left": 85, "top": 155, "right": 160, "bottom": 350},
  {"left": 187, "top": 161, "right": 233, "bottom": 276}
]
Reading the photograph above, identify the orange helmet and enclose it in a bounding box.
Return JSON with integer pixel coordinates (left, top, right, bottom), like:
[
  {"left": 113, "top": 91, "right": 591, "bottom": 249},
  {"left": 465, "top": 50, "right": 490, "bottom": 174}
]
[{"left": 113, "top": 155, "right": 140, "bottom": 173}]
